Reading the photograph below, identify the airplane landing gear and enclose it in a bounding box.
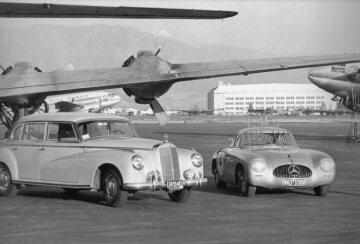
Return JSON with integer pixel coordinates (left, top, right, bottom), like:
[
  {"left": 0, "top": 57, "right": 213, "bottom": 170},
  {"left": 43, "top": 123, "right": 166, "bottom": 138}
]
[
  {"left": 348, "top": 114, "right": 360, "bottom": 143},
  {"left": 0, "top": 101, "right": 49, "bottom": 131}
]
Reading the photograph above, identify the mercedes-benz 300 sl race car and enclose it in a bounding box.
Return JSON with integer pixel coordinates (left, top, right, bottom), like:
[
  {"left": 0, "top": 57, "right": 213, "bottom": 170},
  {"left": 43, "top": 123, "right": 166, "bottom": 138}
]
[
  {"left": 212, "top": 127, "right": 335, "bottom": 197},
  {"left": 0, "top": 113, "right": 207, "bottom": 207}
]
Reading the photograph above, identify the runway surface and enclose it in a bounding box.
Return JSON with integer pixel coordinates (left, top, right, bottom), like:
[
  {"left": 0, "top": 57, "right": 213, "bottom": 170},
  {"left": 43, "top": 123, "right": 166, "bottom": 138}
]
[{"left": 1, "top": 121, "right": 359, "bottom": 244}]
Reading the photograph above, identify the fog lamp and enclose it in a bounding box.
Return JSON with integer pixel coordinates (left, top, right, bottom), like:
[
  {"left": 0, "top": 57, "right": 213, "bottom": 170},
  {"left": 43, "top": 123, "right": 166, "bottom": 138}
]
[{"left": 184, "top": 169, "right": 195, "bottom": 179}]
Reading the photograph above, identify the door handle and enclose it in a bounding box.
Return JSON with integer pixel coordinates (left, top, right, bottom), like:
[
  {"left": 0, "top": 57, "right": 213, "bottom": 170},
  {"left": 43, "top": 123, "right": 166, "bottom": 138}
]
[{"left": 11, "top": 147, "right": 19, "bottom": 151}]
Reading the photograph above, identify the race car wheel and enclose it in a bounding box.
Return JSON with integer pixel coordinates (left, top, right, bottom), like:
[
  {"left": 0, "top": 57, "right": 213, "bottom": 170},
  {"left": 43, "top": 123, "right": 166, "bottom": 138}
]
[
  {"left": 214, "top": 173, "right": 227, "bottom": 188},
  {"left": 103, "top": 169, "right": 128, "bottom": 207},
  {"left": 168, "top": 188, "right": 192, "bottom": 202},
  {"left": 239, "top": 169, "right": 256, "bottom": 197},
  {"left": 314, "top": 185, "right": 330, "bottom": 197},
  {"left": 0, "top": 164, "right": 19, "bottom": 197}
]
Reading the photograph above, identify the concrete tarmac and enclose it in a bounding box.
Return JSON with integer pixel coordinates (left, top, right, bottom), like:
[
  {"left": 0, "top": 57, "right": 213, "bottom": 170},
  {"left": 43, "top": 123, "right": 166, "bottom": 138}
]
[{"left": 0, "top": 122, "right": 359, "bottom": 244}]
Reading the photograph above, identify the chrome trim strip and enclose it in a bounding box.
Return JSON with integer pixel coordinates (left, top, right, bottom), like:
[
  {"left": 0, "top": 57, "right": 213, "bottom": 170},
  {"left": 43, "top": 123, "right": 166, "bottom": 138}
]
[
  {"left": 5, "top": 143, "right": 152, "bottom": 151},
  {"left": 13, "top": 180, "right": 92, "bottom": 189}
]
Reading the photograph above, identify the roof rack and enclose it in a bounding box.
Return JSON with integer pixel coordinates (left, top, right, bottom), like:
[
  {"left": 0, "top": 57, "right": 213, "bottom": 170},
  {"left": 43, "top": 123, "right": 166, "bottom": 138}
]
[{"left": 247, "top": 114, "right": 279, "bottom": 128}]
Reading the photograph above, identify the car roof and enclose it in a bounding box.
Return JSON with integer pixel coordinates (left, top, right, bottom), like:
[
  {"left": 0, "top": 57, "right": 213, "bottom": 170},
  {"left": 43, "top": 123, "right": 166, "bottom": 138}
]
[
  {"left": 238, "top": 127, "right": 290, "bottom": 134},
  {"left": 17, "top": 112, "right": 129, "bottom": 123}
]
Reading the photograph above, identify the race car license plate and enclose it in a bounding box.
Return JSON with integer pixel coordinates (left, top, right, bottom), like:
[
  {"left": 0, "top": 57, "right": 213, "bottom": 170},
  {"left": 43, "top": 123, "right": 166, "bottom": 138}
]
[
  {"left": 167, "top": 180, "right": 184, "bottom": 190},
  {"left": 283, "top": 178, "right": 305, "bottom": 187}
]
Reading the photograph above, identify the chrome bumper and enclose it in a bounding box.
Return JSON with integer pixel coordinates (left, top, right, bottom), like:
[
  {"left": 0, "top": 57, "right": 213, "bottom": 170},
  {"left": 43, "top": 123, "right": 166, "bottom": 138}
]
[{"left": 123, "top": 178, "right": 208, "bottom": 191}]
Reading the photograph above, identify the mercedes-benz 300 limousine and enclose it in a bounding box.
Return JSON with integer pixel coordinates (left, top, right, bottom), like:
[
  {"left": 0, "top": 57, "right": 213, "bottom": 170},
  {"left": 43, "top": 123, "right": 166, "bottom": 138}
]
[{"left": 0, "top": 113, "right": 207, "bottom": 207}]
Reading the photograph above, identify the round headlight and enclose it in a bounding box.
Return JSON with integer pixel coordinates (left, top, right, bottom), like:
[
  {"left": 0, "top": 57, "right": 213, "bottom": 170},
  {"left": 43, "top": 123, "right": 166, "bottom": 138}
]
[
  {"left": 131, "top": 155, "right": 144, "bottom": 170},
  {"left": 191, "top": 153, "right": 203, "bottom": 167},
  {"left": 184, "top": 169, "right": 195, "bottom": 179},
  {"left": 251, "top": 158, "right": 266, "bottom": 173},
  {"left": 319, "top": 158, "right": 335, "bottom": 173}
]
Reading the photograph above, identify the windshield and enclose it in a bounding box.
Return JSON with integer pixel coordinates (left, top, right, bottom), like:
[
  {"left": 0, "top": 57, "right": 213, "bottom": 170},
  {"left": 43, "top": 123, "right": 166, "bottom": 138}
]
[
  {"left": 239, "top": 131, "right": 298, "bottom": 148},
  {"left": 77, "top": 120, "right": 135, "bottom": 140}
]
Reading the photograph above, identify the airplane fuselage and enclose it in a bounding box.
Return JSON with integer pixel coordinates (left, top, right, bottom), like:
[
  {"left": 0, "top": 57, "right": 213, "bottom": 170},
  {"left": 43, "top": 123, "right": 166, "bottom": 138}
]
[{"left": 308, "top": 66, "right": 360, "bottom": 111}]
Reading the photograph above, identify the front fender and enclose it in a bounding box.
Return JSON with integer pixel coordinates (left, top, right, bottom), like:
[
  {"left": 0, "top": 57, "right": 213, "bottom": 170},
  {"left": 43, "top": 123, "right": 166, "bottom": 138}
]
[
  {"left": 0, "top": 148, "right": 19, "bottom": 180},
  {"left": 76, "top": 149, "right": 151, "bottom": 187}
]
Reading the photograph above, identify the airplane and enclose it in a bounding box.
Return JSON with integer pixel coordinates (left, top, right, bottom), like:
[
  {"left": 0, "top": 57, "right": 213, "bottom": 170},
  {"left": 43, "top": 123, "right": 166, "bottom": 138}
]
[
  {"left": 0, "top": 1, "right": 237, "bottom": 19},
  {"left": 1, "top": 2, "right": 360, "bottom": 130},
  {"left": 308, "top": 64, "right": 360, "bottom": 112},
  {"left": 46, "top": 91, "right": 121, "bottom": 113},
  {"left": 247, "top": 103, "right": 277, "bottom": 115},
  {"left": 1, "top": 52, "right": 360, "bottom": 129}
]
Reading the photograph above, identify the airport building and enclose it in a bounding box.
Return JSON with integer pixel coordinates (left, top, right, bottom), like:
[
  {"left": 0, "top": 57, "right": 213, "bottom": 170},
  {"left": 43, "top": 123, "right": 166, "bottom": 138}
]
[{"left": 208, "top": 81, "right": 336, "bottom": 115}]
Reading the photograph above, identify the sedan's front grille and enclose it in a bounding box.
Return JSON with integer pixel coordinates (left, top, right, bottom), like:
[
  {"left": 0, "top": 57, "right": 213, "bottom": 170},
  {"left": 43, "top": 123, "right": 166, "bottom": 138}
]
[
  {"left": 273, "top": 164, "right": 312, "bottom": 178},
  {"left": 159, "top": 145, "right": 180, "bottom": 181}
]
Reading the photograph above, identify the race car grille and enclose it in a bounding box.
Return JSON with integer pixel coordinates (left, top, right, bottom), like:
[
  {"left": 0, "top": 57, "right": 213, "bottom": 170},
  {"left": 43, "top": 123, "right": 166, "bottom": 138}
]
[
  {"left": 273, "top": 164, "right": 312, "bottom": 178},
  {"left": 158, "top": 145, "right": 180, "bottom": 181}
]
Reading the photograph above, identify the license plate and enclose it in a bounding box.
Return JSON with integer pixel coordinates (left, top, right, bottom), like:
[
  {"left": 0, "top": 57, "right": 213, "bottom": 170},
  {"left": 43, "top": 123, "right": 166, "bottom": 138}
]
[
  {"left": 167, "top": 180, "right": 184, "bottom": 190},
  {"left": 283, "top": 178, "right": 305, "bottom": 187}
]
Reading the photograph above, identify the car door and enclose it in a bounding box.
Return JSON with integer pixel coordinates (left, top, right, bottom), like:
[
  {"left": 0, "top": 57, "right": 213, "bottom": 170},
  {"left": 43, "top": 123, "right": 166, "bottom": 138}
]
[
  {"left": 39, "top": 122, "right": 84, "bottom": 184},
  {"left": 7, "top": 122, "right": 46, "bottom": 181}
]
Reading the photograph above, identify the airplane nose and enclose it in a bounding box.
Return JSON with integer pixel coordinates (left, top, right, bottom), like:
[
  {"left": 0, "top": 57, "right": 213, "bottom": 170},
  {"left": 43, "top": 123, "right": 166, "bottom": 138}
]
[
  {"left": 308, "top": 72, "right": 329, "bottom": 88},
  {"left": 308, "top": 67, "right": 332, "bottom": 88}
]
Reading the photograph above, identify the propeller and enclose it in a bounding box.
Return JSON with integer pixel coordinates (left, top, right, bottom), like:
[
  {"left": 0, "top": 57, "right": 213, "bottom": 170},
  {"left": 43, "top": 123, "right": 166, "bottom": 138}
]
[
  {"left": 150, "top": 99, "right": 168, "bottom": 126},
  {"left": 154, "top": 29, "right": 170, "bottom": 56},
  {"left": 122, "top": 30, "right": 171, "bottom": 125},
  {"left": 1, "top": 65, "right": 13, "bottom": 75}
]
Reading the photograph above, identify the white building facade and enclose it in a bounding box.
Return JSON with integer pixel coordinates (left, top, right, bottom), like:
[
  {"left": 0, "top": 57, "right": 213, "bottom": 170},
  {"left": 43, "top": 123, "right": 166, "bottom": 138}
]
[{"left": 209, "top": 82, "right": 336, "bottom": 115}]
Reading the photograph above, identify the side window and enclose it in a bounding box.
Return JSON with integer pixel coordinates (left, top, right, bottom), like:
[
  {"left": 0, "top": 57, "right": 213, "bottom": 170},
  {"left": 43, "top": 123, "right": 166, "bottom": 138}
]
[
  {"left": 22, "top": 123, "right": 45, "bottom": 141},
  {"left": 11, "top": 124, "right": 23, "bottom": 140},
  {"left": 47, "top": 123, "right": 77, "bottom": 143}
]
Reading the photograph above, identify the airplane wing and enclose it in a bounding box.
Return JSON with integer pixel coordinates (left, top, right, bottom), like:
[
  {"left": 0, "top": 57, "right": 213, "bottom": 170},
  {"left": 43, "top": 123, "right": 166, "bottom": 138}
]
[
  {"left": 1, "top": 53, "right": 360, "bottom": 98},
  {"left": 0, "top": 2, "right": 237, "bottom": 19}
]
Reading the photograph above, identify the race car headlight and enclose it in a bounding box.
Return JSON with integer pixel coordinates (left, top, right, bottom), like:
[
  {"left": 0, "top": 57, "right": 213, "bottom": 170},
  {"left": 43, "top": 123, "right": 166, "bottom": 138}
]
[
  {"left": 131, "top": 155, "right": 144, "bottom": 170},
  {"left": 251, "top": 158, "right": 266, "bottom": 173},
  {"left": 183, "top": 169, "right": 196, "bottom": 179},
  {"left": 191, "top": 153, "right": 203, "bottom": 167},
  {"left": 319, "top": 158, "right": 335, "bottom": 173}
]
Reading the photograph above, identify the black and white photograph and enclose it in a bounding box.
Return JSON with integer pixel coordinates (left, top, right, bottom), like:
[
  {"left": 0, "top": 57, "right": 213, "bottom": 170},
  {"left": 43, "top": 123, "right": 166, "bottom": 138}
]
[{"left": 0, "top": 0, "right": 359, "bottom": 243}]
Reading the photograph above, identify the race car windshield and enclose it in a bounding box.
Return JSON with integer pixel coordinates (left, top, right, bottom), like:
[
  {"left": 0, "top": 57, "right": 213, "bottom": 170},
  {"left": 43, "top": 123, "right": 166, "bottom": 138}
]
[
  {"left": 239, "top": 132, "right": 298, "bottom": 148},
  {"left": 77, "top": 120, "right": 135, "bottom": 140}
]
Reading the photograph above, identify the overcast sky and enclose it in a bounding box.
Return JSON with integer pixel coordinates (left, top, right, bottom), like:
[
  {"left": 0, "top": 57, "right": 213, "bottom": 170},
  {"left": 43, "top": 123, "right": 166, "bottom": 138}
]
[{"left": 1, "top": 0, "right": 359, "bottom": 55}]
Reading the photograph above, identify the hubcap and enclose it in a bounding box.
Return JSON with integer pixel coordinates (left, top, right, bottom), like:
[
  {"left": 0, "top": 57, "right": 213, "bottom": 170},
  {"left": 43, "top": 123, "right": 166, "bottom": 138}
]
[
  {"left": 105, "top": 175, "right": 118, "bottom": 199},
  {"left": 0, "top": 169, "right": 10, "bottom": 191}
]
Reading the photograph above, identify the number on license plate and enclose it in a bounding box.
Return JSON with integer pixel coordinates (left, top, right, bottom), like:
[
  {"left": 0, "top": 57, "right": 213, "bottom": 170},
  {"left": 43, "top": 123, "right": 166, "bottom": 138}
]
[
  {"left": 167, "top": 180, "right": 184, "bottom": 190},
  {"left": 283, "top": 178, "right": 305, "bottom": 187}
]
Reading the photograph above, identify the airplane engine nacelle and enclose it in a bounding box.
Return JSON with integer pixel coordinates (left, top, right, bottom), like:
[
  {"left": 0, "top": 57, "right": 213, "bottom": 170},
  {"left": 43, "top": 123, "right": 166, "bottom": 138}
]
[{"left": 122, "top": 50, "right": 174, "bottom": 103}]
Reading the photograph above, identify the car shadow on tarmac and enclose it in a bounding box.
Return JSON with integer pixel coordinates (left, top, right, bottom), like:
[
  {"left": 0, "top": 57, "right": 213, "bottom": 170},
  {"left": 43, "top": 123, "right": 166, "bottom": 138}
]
[
  {"left": 17, "top": 186, "right": 111, "bottom": 206},
  {"left": 199, "top": 176, "right": 317, "bottom": 197}
]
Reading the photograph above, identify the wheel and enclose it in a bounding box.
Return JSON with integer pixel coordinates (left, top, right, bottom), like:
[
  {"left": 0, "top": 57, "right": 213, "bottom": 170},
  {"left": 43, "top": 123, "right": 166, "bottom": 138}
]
[
  {"left": 0, "top": 164, "right": 19, "bottom": 197},
  {"left": 168, "top": 188, "right": 192, "bottom": 202},
  {"left": 63, "top": 188, "right": 80, "bottom": 194},
  {"left": 214, "top": 173, "right": 227, "bottom": 188},
  {"left": 239, "top": 167, "right": 256, "bottom": 197},
  {"left": 102, "top": 169, "right": 128, "bottom": 207},
  {"left": 314, "top": 185, "right": 330, "bottom": 197}
]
